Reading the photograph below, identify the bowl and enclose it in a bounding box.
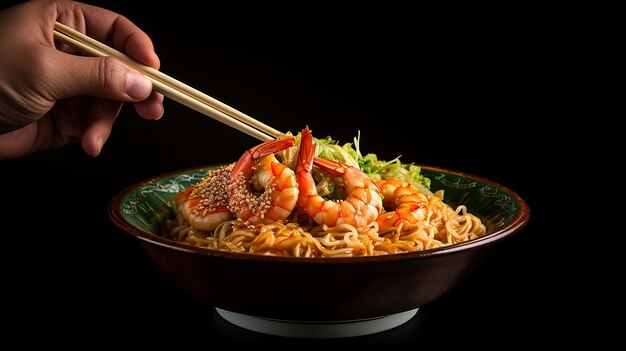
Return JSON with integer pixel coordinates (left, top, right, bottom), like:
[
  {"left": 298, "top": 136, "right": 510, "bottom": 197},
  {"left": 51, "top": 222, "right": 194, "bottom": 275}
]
[{"left": 108, "top": 164, "right": 529, "bottom": 338}]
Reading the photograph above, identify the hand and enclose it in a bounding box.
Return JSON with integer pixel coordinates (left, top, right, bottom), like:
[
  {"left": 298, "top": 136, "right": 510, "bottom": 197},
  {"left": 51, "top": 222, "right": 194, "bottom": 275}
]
[{"left": 0, "top": 0, "right": 164, "bottom": 159}]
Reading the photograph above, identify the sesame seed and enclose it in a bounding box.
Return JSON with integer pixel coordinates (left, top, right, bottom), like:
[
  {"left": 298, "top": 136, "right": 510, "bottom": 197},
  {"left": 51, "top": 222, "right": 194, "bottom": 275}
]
[
  {"left": 227, "top": 170, "right": 276, "bottom": 220},
  {"left": 188, "top": 164, "right": 233, "bottom": 216}
]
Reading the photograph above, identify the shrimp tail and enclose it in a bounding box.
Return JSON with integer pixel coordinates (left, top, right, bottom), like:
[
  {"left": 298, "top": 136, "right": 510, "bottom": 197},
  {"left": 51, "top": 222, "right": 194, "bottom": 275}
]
[
  {"left": 231, "top": 138, "right": 295, "bottom": 182},
  {"left": 296, "top": 128, "right": 315, "bottom": 174},
  {"left": 297, "top": 127, "right": 349, "bottom": 176},
  {"left": 312, "top": 157, "right": 347, "bottom": 176}
]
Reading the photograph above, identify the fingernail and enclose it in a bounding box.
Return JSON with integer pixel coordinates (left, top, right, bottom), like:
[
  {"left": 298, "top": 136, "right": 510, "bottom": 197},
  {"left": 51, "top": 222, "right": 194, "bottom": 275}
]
[
  {"left": 95, "top": 137, "right": 104, "bottom": 155},
  {"left": 127, "top": 72, "right": 152, "bottom": 100},
  {"left": 155, "top": 108, "right": 164, "bottom": 120}
]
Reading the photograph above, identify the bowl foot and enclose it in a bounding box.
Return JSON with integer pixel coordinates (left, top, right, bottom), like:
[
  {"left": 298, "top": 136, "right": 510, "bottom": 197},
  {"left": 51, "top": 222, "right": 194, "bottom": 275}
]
[{"left": 215, "top": 308, "right": 418, "bottom": 338}]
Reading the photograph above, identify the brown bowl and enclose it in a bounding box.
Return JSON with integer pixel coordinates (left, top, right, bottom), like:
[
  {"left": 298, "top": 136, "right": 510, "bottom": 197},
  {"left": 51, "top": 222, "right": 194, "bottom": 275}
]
[{"left": 108, "top": 164, "right": 529, "bottom": 338}]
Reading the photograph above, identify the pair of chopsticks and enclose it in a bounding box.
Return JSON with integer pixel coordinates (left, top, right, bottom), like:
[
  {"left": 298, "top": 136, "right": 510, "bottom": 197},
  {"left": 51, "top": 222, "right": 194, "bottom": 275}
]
[{"left": 52, "top": 21, "right": 280, "bottom": 141}]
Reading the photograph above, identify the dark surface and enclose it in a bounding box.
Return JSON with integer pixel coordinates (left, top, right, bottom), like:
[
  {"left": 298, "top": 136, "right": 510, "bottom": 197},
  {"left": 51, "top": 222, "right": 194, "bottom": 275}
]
[{"left": 1, "top": 1, "right": 553, "bottom": 347}]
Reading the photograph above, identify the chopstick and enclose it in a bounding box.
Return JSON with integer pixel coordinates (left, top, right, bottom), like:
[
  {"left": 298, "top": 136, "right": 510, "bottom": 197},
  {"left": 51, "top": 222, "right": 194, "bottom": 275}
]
[{"left": 52, "top": 21, "right": 281, "bottom": 142}]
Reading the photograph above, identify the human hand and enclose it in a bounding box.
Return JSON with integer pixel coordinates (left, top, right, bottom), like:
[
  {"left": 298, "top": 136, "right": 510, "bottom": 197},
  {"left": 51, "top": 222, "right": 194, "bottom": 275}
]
[{"left": 0, "top": 0, "right": 164, "bottom": 159}]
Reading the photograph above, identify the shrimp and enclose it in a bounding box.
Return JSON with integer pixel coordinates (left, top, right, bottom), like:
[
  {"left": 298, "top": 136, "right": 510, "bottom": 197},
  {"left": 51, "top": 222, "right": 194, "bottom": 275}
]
[
  {"left": 175, "top": 164, "right": 234, "bottom": 231},
  {"left": 296, "top": 128, "right": 382, "bottom": 228},
  {"left": 375, "top": 179, "right": 429, "bottom": 231},
  {"left": 228, "top": 137, "right": 299, "bottom": 224}
]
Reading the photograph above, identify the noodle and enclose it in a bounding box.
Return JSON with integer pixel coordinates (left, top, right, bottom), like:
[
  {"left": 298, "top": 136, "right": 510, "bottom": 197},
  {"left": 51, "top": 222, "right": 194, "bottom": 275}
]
[{"left": 161, "top": 194, "right": 487, "bottom": 257}]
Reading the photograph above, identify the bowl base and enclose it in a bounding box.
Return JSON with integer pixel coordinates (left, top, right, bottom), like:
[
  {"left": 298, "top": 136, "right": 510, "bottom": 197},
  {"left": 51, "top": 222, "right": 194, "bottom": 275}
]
[{"left": 216, "top": 308, "right": 418, "bottom": 338}]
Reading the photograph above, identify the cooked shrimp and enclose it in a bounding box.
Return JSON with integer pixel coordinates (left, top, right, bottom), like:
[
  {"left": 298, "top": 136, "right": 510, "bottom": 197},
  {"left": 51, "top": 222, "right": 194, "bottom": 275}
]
[
  {"left": 296, "top": 128, "right": 382, "bottom": 228},
  {"left": 228, "top": 137, "right": 299, "bottom": 224},
  {"left": 375, "top": 179, "right": 429, "bottom": 232},
  {"left": 175, "top": 164, "right": 234, "bottom": 231}
]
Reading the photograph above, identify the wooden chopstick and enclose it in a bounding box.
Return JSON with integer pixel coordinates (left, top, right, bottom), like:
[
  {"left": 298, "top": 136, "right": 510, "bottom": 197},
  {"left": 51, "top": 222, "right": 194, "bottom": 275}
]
[{"left": 53, "top": 21, "right": 281, "bottom": 142}]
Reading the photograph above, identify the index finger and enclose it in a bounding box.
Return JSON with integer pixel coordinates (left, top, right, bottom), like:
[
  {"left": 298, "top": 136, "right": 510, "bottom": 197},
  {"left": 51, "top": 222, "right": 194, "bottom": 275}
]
[{"left": 55, "top": 2, "right": 160, "bottom": 69}]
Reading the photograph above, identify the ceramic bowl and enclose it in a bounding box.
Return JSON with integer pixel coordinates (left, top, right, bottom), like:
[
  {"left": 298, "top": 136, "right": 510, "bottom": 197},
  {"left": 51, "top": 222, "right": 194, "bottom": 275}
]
[{"left": 108, "top": 164, "right": 529, "bottom": 338}]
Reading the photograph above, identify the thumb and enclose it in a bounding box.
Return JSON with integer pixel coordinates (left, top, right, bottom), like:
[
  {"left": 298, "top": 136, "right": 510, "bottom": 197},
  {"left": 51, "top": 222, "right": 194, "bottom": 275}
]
[{"left": 49, "top": 52, "right": 152, "bottom": 102}]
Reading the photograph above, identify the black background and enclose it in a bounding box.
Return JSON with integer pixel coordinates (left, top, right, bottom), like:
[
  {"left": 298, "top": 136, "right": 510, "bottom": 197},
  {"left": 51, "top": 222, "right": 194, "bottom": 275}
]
[{"left": 1, "top": 1, "right": 554, "bottom": 347}]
